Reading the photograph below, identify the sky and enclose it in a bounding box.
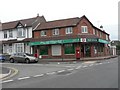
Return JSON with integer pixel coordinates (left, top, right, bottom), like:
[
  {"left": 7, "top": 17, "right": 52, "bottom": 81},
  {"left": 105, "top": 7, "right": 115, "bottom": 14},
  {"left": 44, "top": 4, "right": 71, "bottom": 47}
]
[{"left": 0, "top": 0, "right": 119, "bottom": 40}]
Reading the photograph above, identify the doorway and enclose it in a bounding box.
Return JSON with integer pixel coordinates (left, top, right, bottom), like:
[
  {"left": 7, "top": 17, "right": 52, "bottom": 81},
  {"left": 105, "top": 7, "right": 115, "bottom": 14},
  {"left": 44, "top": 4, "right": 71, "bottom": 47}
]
[{"left": 81, "top": 44, "right": 91, "bottom": 57}]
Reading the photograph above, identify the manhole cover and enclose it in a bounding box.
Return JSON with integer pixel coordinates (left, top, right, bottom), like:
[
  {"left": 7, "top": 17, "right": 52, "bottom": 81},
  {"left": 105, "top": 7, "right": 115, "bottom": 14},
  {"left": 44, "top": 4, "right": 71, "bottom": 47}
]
[{"left": 57, "top": 71, "right": 72, "bottom": 75}]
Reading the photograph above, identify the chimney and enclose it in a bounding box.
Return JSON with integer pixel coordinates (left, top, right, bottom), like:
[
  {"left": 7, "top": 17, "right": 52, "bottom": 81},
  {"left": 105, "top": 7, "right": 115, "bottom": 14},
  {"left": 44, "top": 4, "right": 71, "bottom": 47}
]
[{"left": 100, "top": 25, "right": 105, "bottom": 31}]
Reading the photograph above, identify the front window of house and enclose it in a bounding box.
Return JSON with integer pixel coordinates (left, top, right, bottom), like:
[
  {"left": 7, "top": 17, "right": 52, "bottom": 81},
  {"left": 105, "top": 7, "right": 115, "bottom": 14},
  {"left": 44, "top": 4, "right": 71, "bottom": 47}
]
[
  {"left": 9, "top": 44, "right": 12, "bottom": 54},
  {"left": 9, "top": 30, "right": 13, "bottom": 38},
  {"left": 52, "top": 29, "right": 59, "bottom": 35},
  {"left": 81, "top": 26, "right": 88, "bottom": 33},
  {"left": 15, "top": 43, "right": 24, "bottom": 53},
  {"left": 17, "top": 28, "right": 25, "bottom": 38},
  {"left": 41, "top": 31, "right": 47, "bottom": 36},
  {"left": 4, "top": 31, "right": 7, "bottom": 38},
  {"left": 66, "top": 27, "right": 73, "bottom": 34}
]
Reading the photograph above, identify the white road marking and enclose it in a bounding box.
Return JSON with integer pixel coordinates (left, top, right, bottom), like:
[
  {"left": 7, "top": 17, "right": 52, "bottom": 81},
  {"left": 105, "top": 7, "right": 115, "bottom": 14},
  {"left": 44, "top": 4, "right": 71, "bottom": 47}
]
[
  {"left": 67, "top": 68, "right": 74, "bottom": 71},
  {"left": 46, "top": 72, "right": 56, "bottom": 75},
  {"left": 33, "top": 74, "right": 44, "bottom": 77},
  {"left": 57, "top": 70, "right": 65, "bottom": 73},
  {"left": 2, "top": 79, "right": 13, "bottom": 83},
  {"left": 18, "top": 77, "right": 30, "bottom": 80},
  {"left": 75, "top": 66, "right": 82, "bottom": 69},
  {"left": 82, "top": 65, "right": 88, "bottom": 68},
  {"left": 89, "top": 64, "right": 94, "bottom": 66}
]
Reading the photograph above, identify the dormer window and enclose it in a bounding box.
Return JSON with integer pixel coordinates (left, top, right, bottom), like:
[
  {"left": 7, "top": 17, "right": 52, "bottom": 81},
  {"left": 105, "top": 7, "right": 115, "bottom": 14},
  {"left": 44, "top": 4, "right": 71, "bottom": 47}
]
[
  {"left": 81, "top": 26, "right": 88, "bottom": 33},
  {"left": 17, "top": 28, "right": 25, "bottom": 38}
]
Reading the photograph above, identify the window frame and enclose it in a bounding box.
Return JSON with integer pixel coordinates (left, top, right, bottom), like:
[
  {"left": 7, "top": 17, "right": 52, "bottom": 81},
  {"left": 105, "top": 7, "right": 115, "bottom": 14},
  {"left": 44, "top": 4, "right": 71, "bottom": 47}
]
[
  {"left": 52, "top": 28, "right": 59, "bottom": 35},
  {"left": 41, "top": 31, "right": 47, "bottom": 36},
  {"left": 17, "top": 28, "right": 25, "bottom": 38},
  {"left": 65, "top": 27, "right": 73, "bottom": 34},
  {"left": 4, "top": 31, "right": 7, "bottom": 38},
  {"left": 9, "top": 30, "right": 13, "bottom": 38},
  {"left": 81, "top": 26, "right": 88, "bottom": 33}
]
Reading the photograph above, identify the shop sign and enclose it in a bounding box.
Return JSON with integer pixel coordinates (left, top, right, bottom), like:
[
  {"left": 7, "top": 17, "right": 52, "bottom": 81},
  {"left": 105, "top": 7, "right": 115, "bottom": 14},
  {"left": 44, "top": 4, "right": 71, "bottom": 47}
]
[
  {"left": 86, "top": 38, "right": 98, "bottom": 42},
  {"left": 98, "top": 39, "right": 109, "bottom": 44},
  {"left": 62, "top": 38, "right": 79, "bottom": 43},
  {"left": 29, "top": 38, "right": 80, "bottom": 46},
  {"left": 80, "top": 38, "right": 86, "bottom": 42}
]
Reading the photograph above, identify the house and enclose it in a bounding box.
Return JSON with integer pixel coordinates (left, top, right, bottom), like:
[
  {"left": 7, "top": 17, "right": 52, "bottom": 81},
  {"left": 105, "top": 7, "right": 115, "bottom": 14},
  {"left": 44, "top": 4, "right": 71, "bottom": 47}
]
[
  {"left": 29, "top": 15, "right": 110, "bottom": 59},
  {"left": 0, "top": 15, "right": 46, "bottom": 54}
]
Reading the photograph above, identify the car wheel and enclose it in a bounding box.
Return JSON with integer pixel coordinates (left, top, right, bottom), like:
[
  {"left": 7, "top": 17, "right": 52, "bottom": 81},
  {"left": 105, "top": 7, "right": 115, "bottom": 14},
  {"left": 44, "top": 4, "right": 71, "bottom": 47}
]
[
  {"left": 10, "top": 58, "right": 14, "bottom": 63},
  {"left": 25, "top": 59, "right": 30, "bottom": 64}
]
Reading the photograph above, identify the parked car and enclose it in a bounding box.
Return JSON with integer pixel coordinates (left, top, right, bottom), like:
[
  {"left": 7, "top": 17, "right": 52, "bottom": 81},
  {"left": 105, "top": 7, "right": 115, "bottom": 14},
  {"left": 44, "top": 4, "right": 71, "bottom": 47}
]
[
  {"left": 9, "top": 53, "right": 38, "bottom": 63},
  {"left": 0, "top": 54, "right": 5, "bottom": 62}
]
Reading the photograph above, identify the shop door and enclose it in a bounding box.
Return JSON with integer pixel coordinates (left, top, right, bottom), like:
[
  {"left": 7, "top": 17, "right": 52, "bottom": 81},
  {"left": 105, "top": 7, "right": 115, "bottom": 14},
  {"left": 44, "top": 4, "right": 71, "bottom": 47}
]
[{"left": 81, "top": 44, "right": 91, "bottom": 57}]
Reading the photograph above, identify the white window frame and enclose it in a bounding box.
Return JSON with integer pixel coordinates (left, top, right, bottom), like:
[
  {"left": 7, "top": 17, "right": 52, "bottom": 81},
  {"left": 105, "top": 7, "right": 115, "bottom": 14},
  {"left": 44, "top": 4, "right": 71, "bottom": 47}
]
[
  {"left": 52, "top": 29, "right": 59, "bottom": 35},
  {"left": 4, "top": 31, "right": 7, "bottom": 38},
  {"left": 66, "top": 27, "right": 73, "bottom": 34},
  {"left": 81, "top": 26, "right": 88, "bottom": 33},
  {"left": 17, "top": 28, "right": 25, "bottom": 38},
  {"left": 15, "top": 43, "right": 24, "bottom": 53},
  {"left": 106, "top": 35, "right": 109, "bottom": 40},
  {"left": 9, "top": 30, "right": 13, "bottom": 38},
  {"left": 41, "top": 31, "right": 47, "bottom": 36},
  {"left": 93, "top": 29, "right": 95, "bottom": 35}
]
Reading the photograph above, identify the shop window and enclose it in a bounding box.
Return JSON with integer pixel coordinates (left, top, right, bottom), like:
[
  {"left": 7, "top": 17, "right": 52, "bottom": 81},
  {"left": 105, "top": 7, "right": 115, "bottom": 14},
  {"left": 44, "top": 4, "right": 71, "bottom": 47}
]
[
  {"left": 40, "top": 46, "right": 48, "bottom": 55},
  {"left": 64, "top": 44, "right": 75, "bottom": 54}
]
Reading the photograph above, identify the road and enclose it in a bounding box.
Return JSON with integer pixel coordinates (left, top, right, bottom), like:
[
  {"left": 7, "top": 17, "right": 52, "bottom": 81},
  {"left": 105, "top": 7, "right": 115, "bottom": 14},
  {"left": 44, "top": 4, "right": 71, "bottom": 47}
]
[{"left": 1, "top": 57, "right": 118, "bottom": 88}]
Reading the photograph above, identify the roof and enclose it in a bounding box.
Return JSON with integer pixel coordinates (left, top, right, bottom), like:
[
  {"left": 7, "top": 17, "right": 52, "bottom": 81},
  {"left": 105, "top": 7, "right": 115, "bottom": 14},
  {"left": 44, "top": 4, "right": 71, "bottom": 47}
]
[
  {"left": 2, "top": 16, "right": 46, "bottom": 30},
  {"left": 34, "top": 15, "right": 109, "bottom": 35},
  {"left": 35, "top": 17, "right": 80, "bottom": 30}
]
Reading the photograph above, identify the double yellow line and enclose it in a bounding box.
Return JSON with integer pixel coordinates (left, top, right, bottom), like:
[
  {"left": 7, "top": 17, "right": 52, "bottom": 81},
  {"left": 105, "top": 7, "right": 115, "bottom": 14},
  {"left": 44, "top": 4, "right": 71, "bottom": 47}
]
[{"left": 2, "top": 67, "right": 18, "bottom": 81}]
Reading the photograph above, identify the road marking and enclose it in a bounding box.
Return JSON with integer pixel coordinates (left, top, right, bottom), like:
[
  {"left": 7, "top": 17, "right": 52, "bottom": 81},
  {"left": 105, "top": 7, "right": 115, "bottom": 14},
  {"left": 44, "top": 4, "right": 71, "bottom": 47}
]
[
  {"left": 57, "top": 70, "right": 65, "bottom": 73},
  {"left": 18, "top": 77, "right": 30, "bottom": 80},
  {"left": 33, "top": 74, "right": 44, "bottom": 77},
  {"left": 75, "top": 66, "right": 82, "bottom": 69},
  {"left": 82, "top": 65, "right": 88, "bottom": 68},
  {"left": 67, "top": 68, "right": 74, "bottom": 71},
  {"left": 2, "top": 79, "right": 13, "bottom": 83},
  {"left": 89, "top": 64, "right": 94, "bottom": 66},
  {"left": 46, "top": 72, "right": 56, "bottom": 75}
]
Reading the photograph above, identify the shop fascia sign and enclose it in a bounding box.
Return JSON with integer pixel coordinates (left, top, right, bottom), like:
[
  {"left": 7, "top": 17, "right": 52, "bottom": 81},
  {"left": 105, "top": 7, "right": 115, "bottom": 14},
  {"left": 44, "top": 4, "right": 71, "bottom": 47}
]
[
  {"left": 29, "top": 38, "right": 80, "bottom": 46},
  {"left": 98, "top": 39, "right": 109, "bottom": 44},
  {"left": 80, "top": 38, "right": 98, "bottom": 42}
]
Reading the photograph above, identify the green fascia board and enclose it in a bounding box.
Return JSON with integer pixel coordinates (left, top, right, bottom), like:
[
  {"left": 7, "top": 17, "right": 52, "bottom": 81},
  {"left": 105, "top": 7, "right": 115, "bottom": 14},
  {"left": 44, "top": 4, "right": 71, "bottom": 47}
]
[{"left": 98, "top": 39, "right": 109, "bottom": 44}]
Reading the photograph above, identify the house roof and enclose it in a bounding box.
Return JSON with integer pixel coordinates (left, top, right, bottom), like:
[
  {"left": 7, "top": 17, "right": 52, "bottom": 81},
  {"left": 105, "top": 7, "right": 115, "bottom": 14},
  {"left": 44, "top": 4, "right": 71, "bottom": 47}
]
[
  {"left": 35, "top": 15, "right": 109, "bottom": 35},
  {"left": 2, "top": 16, "right": 46, "bottom": 30},
  {"left": 35, "top": 17, "right": 80, "bottom": 30}
]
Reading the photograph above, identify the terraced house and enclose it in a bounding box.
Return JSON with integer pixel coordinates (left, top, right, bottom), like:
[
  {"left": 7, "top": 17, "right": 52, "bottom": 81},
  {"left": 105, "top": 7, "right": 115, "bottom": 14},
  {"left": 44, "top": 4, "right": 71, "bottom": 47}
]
[
  {"left": 29, "top": 15, "right": 110, "bottom": 59},
  {"left": 0, "top": 15, "right": 46, "bottom": 54}
]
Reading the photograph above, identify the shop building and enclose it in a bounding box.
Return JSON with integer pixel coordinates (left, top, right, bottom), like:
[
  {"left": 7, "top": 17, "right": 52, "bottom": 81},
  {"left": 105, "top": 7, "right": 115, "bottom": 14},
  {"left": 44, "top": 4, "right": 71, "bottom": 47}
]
[
  {"left": 29, "top": 15, "right": 110, "bottom": 59},
  {"left": 0, "top": 15, "right": 46, "bottom": 54}
]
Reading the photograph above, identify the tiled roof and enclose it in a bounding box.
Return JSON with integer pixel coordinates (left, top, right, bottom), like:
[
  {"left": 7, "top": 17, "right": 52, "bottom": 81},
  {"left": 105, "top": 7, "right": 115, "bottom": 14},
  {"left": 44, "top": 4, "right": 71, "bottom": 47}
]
[
  {"left": 35, "top": 17, "right": 80, "bottom": 30},
  {"left": 2, "top": 16, "right": 46, "bottom": 30}
]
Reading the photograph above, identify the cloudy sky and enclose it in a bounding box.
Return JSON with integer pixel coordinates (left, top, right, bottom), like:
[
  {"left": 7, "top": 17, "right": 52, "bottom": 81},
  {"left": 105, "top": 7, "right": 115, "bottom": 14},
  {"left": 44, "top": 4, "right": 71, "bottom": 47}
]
[{"left": 0, "top": 0, "right": 118, "bottom": 40}]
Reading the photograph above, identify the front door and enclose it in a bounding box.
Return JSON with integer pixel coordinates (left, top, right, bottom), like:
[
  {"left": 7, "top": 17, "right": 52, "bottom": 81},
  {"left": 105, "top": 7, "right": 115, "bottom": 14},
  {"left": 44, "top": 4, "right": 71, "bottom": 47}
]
[{"left": 81, "top": 44, "right": 91, "bottom": 57}]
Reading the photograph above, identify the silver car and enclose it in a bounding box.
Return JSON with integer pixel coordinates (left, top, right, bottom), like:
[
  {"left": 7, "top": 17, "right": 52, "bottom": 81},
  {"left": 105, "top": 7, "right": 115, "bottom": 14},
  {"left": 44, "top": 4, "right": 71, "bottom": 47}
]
[{"left": 9, "top": 53, "right": 38, "bottom": 63}]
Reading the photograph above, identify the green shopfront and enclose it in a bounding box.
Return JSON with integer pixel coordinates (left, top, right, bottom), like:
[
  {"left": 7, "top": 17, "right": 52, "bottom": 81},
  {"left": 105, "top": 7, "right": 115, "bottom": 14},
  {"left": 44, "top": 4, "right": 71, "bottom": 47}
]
[{"left": 29, "top": 38, "right": 109, "bottom": 59}]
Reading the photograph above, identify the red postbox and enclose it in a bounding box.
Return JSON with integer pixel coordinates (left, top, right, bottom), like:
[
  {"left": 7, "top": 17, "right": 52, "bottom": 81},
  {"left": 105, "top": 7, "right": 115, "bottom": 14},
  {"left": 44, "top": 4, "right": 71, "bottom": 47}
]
[{"left": 76, "top": 48, "right": 80, "bottom": 59}]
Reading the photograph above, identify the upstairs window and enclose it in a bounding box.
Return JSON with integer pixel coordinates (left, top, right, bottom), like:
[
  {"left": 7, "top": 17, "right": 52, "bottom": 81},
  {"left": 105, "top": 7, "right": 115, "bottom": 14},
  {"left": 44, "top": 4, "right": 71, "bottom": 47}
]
[
  {"left": 66, "top": 27, "right": 73, "bottom": 34},
  {"left": 93, "top": 29, "right": 95, "bottom": 35},
  {"left": 41, "top": 31, "right": 47, "bottom": 36},
  {"left": 106, "top": 35, "right": 109, "bottom": 40},
  {"left": 17, "top": 28, "right": 25, "bottom": 38},
  {"left": 4, "top": 31, "right": 7, "bottom": 38},
  {"left": 9, "top": 30, "right": 13, "bottom": 38},
  {"left": 81, "top": 26, "right": 88, "bottom": 33},
  {"left": 52, "top": 29, "right": 59, "bottom": 35}
]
